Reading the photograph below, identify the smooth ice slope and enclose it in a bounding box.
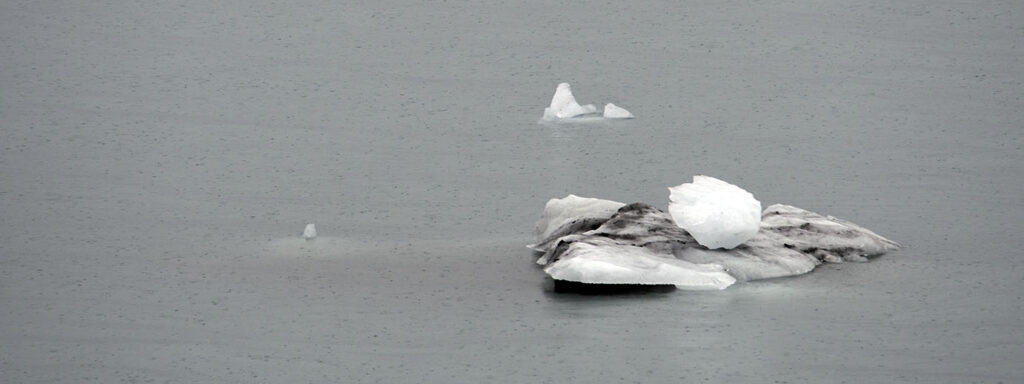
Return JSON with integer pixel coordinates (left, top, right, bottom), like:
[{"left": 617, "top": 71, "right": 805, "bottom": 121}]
[
  {"left": 668, "top": 176, "right": 761, "bottom": 249},
  {"left": 602, "top": 103, "right": 634, "bottom": 119},
  {"left": 543, "top": 238, "right": 736, "bottom": 289},
  {"left": 541, "top": 83, "right": 598, "bottom": 120}
]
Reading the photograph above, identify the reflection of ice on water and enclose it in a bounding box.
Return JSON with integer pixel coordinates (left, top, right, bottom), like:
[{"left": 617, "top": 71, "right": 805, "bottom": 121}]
[
  {"left": 537, "top": 117, "right": 622, "bottom": 141},
  {"left": 266, "top": 236, "right": 357, "bottom": 258}
]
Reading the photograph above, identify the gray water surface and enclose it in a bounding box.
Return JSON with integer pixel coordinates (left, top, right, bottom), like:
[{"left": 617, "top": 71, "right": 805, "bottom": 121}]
[{"left": 1, "top": 1, "right": 1022, "bottom": 382}]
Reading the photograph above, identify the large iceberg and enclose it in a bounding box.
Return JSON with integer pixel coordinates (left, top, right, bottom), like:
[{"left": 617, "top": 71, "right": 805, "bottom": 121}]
[
  {"left": 542, "top": 83, "right": 598, "bottom": 120},
  {"left": 668, "top": 176, "right": 761, "bottom": 249},
  {"left": 530, "top": 198, "right": 899, "bottom": 290}
]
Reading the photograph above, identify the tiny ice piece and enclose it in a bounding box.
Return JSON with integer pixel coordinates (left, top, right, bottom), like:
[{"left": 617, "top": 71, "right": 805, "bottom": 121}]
[
  {"left": 542, "top": 83, "right": 598, "bottom": 120},
  {"left": 602, "top": 103, "right": 634, "bottom": 119},
  {"left": 668, "top": 176, "right": 761, "bottom": 249},
  {"left": 302, "top": 224, "right": 317, "bottom": 240}
]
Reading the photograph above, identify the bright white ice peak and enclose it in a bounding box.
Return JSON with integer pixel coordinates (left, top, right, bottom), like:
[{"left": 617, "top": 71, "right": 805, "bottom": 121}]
[
  {"left": 542, "top": 83, "right": 598, "bottom": 120},
  {"left": 668, "top": 176, "right": 761, "bottom": 249}
]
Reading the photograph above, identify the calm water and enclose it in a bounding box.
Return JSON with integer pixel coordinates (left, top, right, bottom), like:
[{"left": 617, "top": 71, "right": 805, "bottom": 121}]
[{"left": 2, "top": 1, "right": 1021, "bottom": 382}]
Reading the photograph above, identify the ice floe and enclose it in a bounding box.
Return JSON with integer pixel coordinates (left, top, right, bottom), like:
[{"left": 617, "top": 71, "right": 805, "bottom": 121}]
[{"left": 530, "top": 191, "right": 898, "bottom": 290}]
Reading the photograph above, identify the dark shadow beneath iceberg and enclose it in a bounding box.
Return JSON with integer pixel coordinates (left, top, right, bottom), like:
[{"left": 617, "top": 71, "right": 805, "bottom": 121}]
[{"left": 552, "top": 280, "right": 677, "bottom": 295}]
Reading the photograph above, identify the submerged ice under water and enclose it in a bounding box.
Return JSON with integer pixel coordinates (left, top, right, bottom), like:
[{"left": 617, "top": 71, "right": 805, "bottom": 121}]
[{"left": 530, "top": 195, "right": 899, "bottom": 289}]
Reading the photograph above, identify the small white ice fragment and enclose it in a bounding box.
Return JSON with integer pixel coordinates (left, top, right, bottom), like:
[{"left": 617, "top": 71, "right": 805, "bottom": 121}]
[
  {"left": 542, "top": 83, "right": 598, "bottom": 120},
  {"left": 668, "top": 176, "right": 761, "bottom": 249},
  {"left": 602, "top": 103, "right": 634, "bottom": 119},
  {"left": 302, "top": 224, "right": 317, "bottom": 240}
]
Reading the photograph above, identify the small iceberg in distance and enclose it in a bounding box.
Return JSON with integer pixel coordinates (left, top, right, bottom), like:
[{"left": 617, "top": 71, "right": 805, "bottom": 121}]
[
  {"left": 541, "top": 83, "right": 599, "bottom": 121},
  {"left": 603, "top": 103, "right": 634, "bottom": 119},
  {"left": 302, "top": 223, "right": 317, "bottom": 240},
  {"left": 540, "top": 83, "right": 637, "bottom": 122}
]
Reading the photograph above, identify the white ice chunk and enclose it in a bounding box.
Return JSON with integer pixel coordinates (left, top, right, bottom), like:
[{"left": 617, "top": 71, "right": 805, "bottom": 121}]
[
  {"left": 542, "top": 83, "right": 598, "bottom": 120},
  {"left": 532, "top": 195, "right": 625, "bottom": 248},
  {"left": 302, "top": 223, "right": 317, "bottom": 240},
  {"left": 602, "top": 103, "right": 634, "bottom": 119},
  {"left": 668, "top": 176, "right": 761, "bottom": 249},
  {"left": 543, "top": 238, "right": 736, "bottom": 290}
]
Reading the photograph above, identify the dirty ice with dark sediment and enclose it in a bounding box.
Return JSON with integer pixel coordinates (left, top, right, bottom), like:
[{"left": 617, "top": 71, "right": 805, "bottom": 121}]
[{"left": 529, "top": 177, "right": 899, "bottom": 290}]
